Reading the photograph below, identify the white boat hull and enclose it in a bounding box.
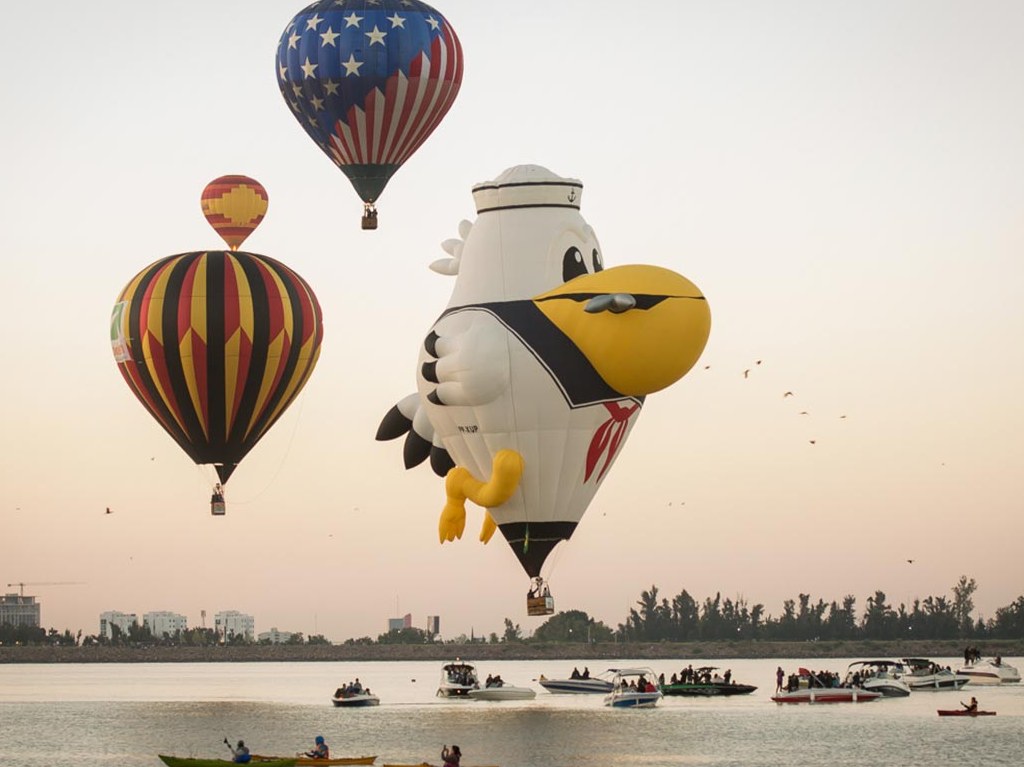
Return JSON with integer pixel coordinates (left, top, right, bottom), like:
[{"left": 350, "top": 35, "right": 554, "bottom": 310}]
[
  {"left": 605, "top": 690, "right": 662, "bottom": 708},
  {"left": 538, "top": 678, "right": 613, "bottom": 694},
  {"left": 468, "top": 685, "right": 536, "bottom": 701},
  {"left": 955, "top": 660, "right": 1021, "bottom": 685}
]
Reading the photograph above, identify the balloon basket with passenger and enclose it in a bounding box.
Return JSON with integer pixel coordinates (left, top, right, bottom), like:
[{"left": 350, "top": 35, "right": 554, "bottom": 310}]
[
  {"left": 527, "top": 577, "right": 555, "bottom": 616},
  {"left": 361, "top": 203, "right": 378, "bottom": 230}
]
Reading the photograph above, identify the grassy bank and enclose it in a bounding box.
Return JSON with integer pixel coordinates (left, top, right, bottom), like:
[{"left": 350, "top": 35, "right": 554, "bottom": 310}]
[{"left": 2, "top": 639, "right": 1021, "bottom": 664}]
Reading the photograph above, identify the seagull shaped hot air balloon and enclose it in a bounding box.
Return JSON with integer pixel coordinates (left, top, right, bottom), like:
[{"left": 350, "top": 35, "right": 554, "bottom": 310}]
[
  {"left": 377, "top": 165, "right": 711, "bottom": 613},
  {"left": 276, "top": 0, "right": 463, "bottom": 229}
]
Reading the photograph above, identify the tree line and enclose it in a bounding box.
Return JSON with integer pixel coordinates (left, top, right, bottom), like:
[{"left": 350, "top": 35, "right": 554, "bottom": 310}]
[{"left": 4, "top": 575, "right": 1022, "bottom": 646}]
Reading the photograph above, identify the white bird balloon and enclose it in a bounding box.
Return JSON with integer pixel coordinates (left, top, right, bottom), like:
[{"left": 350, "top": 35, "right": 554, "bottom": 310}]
[{"left": 378, "top": 165, "right": 711, "bottom": 613}]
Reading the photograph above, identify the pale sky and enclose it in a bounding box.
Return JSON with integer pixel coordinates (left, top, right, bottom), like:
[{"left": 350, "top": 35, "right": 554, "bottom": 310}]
[{"left": 2, "top": 1, "right": 1022, "bottom": 642}]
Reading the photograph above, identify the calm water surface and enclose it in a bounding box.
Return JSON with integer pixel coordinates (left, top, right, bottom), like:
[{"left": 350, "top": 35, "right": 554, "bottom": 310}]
[{"left": 1, "top": 657, "right": 1021, "bottom": 766}]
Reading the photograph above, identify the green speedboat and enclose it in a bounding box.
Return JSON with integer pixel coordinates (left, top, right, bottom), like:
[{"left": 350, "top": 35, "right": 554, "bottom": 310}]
[{"left": 158, "top": 757, "right": 296, "bottom": 767}]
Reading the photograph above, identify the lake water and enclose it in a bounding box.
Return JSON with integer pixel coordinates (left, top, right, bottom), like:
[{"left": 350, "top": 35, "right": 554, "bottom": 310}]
[{"left": 0, "top": 657, "right": 1021, "bottom": 766}]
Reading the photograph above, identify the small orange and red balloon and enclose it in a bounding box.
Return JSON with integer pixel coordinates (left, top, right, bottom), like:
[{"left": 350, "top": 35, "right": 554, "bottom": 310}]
[{"left": 200, "top": 175, "right": 268, "bottom": 250}]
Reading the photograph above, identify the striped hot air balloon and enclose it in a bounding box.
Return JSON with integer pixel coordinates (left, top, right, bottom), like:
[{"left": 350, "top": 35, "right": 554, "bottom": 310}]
[
  {"left": 200, "top": 176, "right": 269, "bottom": 250},
  {"left": 110, "top": 251, "right": 323, "bottom": 489},
  {"left": 275, "top": 0, "right": 463, "bottom": 227}
]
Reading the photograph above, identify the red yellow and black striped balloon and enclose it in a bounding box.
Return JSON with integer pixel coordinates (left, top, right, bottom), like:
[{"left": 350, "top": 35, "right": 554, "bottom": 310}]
[
  {"left": 110, "top": 251, "right": 323, "bottom": 485},
  {"left": 200, "top": 176, "right": 269, "bottom": 250}
]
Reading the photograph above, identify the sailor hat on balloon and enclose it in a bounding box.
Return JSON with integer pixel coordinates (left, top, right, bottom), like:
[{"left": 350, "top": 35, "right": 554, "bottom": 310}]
[{"left": 378, "top": 165, "right": 710, "bottom": 613}]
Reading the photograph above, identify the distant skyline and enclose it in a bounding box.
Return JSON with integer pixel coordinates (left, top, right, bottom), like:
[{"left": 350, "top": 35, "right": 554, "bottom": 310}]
[{"left": 2, "top": 1, "right": 1023, "bottom": 642}]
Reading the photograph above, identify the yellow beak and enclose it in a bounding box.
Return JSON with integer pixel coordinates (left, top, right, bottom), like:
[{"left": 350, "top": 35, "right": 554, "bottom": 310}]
[{"left": 533, "top": 265, "right": 711, "bottom": 396}]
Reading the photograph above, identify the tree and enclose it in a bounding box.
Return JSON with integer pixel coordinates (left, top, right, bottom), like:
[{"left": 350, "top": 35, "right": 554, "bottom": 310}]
[
  {"left": 502, "top": 618, "right": 523, "bottom": 643},
  {"left": 377, "top": 627, "right": 429, "bottom": 644},
  {"left": 951, "top": 575, "right": 978, "bottom": 636},
  {"left": 534, "top": 610, "right": 612, "bottom": 642}
]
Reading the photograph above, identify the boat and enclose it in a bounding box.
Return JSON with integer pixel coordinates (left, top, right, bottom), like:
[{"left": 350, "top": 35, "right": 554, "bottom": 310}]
[
  {"left": 158, "top": 758, "right": 294, "bottom": 767},
  {"left": 901, "top": 658, "right": 970, "bottom": 690},
  {"left": 331, "top": 690, "right": 380, "bottom": 707},
  {"left": 660, "top": 666, "right": 757, "bottom": 696},
  {"left": 954, "top": 657, "right": 1021, "bottom": 685},
  {"left": 772, "top": 668, "right": 881, "bottom": 704},
  {"left": 467, "top": 684, "right": 536, "bottom": 701},
  {"left": 255, "top": 758, "right": 377, "bottom": 766},
  {"left": 537, "top": 669, "right": 615, "bottom": 694},
  {"left": 604, "top": 668, "right": 663, "bottom": 708},
  {"left": 937, "top": 709, "right": 996, "bottom": 717},
  {"left": 843, "top": 660, "right": 911, "bottom": 697},
  {"left": 437, "top": 660, "right": 480, "bottom": 697}
]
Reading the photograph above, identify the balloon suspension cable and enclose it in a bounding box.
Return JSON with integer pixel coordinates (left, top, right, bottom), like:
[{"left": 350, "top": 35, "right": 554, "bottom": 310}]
[{"left": 361, "top": 202, "right": 378, "bottom": 230}]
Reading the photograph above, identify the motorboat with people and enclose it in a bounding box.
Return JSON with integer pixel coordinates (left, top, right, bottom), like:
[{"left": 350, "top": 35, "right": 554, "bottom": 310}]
[
  {"left": 467, "top": 673, "right": 536, "bottom": 701},
  {"left": 772, "top": 668, "right": 882, "bottom": 704},
  {"left": 332, "top": 679, "right": 379, "bottom": 707},
  {"left": 844, "top": 660, "right": 911, "bottom": 697},
  {"left": 901, "top": 658, "right": 970, "bottom": 690},
  {"left": 955, "top": 657, "right": 1020, "bottom": 685},
  {"left": 331, "top": 690, "right": 380, "bottom": 707},
  {"left": 538, "top": 667, "right": 615, "bottom": 694},
  {"left": 660, "top": 665, "right": 757, "bottom": 696},
  {"left": 604, "top": 668, "right": 663, "bottom": 708},
  {"left": 437, "top": 659, "right": 480, "bottom": 697}
]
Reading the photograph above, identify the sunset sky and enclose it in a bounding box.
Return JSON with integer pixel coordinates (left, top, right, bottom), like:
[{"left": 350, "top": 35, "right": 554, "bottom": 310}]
[{"left": 2, "top": 1, "right": 1022, "bottom": 642}]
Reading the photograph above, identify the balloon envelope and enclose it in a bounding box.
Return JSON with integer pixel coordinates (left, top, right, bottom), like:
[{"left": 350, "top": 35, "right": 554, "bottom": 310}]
[
  {"left": 275, "top": 0, "right": 463, "bottom": 205},
  {"left": 200, "top": 176, "right": 268, "bottom": 250},
  {"left": 111, "top": 251, "right": 323, "bottom": 484}
]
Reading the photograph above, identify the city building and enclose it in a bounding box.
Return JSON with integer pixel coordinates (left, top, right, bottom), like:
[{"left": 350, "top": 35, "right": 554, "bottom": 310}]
[
  {"left": 143, "top": 611, "right": 187, "bottom": 639},
  {"left": 214, "top": 610, "right": 254, "bottom": 641},
  {"left": 99, "top": 611, "right": 138, "bottom": 639},
  {"left": 258, "top": 627, "right": 294, "bottom": 644},
  {"left": 387, "top": 613, "right": 413, "bottom": 632},
  {"left": 426, "top": 615, "right": 440, "bottom": 636},
  {"left": 0, "top": 593, "right": 40, "bottom": 627}
]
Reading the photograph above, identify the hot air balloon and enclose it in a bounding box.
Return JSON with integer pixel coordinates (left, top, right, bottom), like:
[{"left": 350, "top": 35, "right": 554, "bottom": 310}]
[
  {"left": 111, "top": 250, "right": 323, "bottom": 513},
  {"left": 275, "top": 0, "right": 463, "bottom": 229},
  {"left": 200, "top": 175, "right": 269, "bottom": 250},
  {"left": 377, "top": 166, "right": 711, "bottom": 613}
]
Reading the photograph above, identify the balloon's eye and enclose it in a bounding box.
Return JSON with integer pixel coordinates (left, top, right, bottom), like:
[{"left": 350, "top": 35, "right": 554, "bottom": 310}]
[
  {"left": 562, "top": 247, "right": 588, "bottom": 282},
  {"left": 592, "top": 249, "right": 603, "bottom": 273}
]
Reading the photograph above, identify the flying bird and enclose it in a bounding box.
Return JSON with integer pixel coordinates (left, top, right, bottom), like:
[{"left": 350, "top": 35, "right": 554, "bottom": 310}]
[
  {"left": 743, "top": 369, "right": 750, "bottom": 378},
  {"left": 906, "top": 559, "right": 915, "bottom": 564},
  {"left": 809, "top": 440, "right": 816, "bottom": 445},
  {"left": 783, "top": 391, "right": 793, "bottom": 397},
  {"left": 799, "top": 411, "right": 809, "bottom": 415},
  {"left": 105, "top": 507, "right": 112, "bottom": 514}
]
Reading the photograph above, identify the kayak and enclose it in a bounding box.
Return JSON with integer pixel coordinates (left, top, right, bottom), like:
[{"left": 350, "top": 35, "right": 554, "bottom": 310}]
[
  {"left": 937, "top": 709, "right": 996, "bottom": 717},
  {"left": 158, "top": 757, "right": 295, "bottom": 767},
  {"left": 253, "top": 757, "right": 377, "bottom": 766}
]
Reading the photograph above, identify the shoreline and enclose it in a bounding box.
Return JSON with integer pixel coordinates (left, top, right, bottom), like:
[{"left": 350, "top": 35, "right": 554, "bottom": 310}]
[{"left": 2, "top": 639, "right": 1021, "bottom": 664}]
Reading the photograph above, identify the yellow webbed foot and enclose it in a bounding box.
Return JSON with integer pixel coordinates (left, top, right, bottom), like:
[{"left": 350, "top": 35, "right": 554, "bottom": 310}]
[
  {"left": 479, "top": 512, "right": 497, "bottom": 543},
  {"left": 440, "top": 466, "right": 471, "bottom": 542}
]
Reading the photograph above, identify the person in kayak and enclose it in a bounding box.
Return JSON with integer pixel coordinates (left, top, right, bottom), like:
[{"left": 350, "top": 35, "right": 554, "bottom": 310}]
[
  {"left": 224, "top": 738, "right": 251, "bottom": 763},
  {"left": 305, "top": 735, "right": 330, "bottom": 759},
  {"left": 961, "top": 696, "right": 978, "bottom": 713}
]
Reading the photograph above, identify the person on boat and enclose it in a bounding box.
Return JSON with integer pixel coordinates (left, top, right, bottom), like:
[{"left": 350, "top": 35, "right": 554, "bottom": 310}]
[
  {"left": 305, "top": 735, "right": 330, "bottom": 759},
  {"left": 224, "top": 738, "right": 251, "bottom": 764},
  {"left": 582, "top": 667, "right": 590, "bottom": 679},
  {"left": 570, "top": 666, "right": 581, "bottom": 679},
  {"left": 776, "top": 667, "right": 784, "bottom": 693},
  {"left": 723, "top": 669, "right": 732, "bottom": 685},
  {"left": 442, "top": 744, "right": 462, "bottom": 766},
  {"left": 962, "top": 696, "right": 978, "bottom": 713}
]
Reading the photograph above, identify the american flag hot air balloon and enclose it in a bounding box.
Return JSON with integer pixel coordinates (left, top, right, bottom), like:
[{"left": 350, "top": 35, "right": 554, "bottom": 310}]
[{"left": 275, "top": 0, "right": 463, "bottom": 229}]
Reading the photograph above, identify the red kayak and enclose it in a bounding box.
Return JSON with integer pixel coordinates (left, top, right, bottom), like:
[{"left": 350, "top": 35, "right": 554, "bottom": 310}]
[{"left": 937, "top": 709, "right": 996, "bottom": 716}]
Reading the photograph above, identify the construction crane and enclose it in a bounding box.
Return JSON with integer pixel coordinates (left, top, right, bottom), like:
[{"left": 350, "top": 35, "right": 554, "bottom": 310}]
[{"left": 6, "top": 582, "right": 85, "bottom": 597}]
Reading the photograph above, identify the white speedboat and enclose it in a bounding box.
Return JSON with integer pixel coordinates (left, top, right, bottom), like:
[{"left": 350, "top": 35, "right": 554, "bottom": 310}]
[
  {"left": 331, "top": 690, "right": 380, "bottom": 707},
  {"left": 437, "top": 660, "right": 480, "bottom": 697},
  {"left": 901, "top": 658, "right": 969, "bottom": 690},
  {"left": 955, "top": 658, "right": 1021, "bottom": 685},
  {"left": 538, "top": 669, "right": 615, "bottom": 694},
  {"left": 467, "top": 683, "right": 536, "bottom": 701},
  {"left": 773, "top": 668, "right": 881, "bottom": 704},
  {"left": 604, "top": 668, "right": 662, "bottom": 708},
  {"left": 844, "top": 660, "right": 911, "bottom": 697}
]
